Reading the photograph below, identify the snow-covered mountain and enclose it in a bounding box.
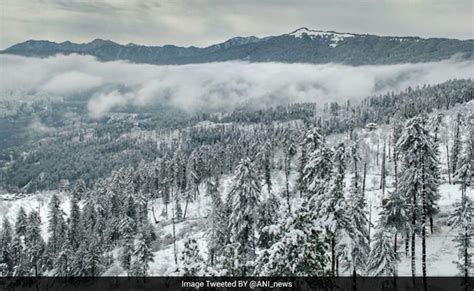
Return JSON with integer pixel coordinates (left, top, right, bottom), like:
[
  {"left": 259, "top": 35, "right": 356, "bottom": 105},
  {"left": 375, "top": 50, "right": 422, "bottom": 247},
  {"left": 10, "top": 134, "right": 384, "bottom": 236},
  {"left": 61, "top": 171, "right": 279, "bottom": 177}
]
[{"left": 3, "top": 28, "right": 473, "bottom": 65}]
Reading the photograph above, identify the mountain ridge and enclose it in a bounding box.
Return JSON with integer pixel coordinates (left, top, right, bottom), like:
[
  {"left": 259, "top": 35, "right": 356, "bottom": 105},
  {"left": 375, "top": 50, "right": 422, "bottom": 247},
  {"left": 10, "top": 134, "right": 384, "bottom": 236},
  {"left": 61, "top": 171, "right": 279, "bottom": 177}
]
[{"left": 3, "top": 28, "right": 473, "bottom": 65}]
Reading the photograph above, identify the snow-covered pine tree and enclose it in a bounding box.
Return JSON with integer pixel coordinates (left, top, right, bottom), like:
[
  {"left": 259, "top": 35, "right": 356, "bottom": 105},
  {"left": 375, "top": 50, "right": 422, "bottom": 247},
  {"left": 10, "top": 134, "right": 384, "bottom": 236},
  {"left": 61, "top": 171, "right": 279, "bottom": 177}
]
[
  {"left": 346, "top": 143, "right": 370, "bottom": 277},
  {"left": 397, "top": 115, "right": 437, "bottom": 280},
  {"left": 206, "top": 178, "right": 227, "bottom": 266},
  {"left": 257, "top": 191, "right": 281, "bottom": 249},
  {"left": 70, "top": 242, "right": 88, "bottom": 276},
  {"left": 367, "top": 226, "right": 398, "bottom": 276},
  {"left": 468, "top": 124, "right": 474, "bottom": 184},
  {"left": 54, "top": 236, "right": 73, "bottom": 276},
  {"left": 130, "top": 228, "right": 154, "bottom": 277},
  {"left": 174, "top": 194, "right": 183, "bottom": 221},
  {"left": 81, "top": 201, "right": 97, "bottom": 237},
  {"left": 25, "top": 211, "right": 45, "bottom": 277},
  {"left": 180, "top": 238, "right": 205, "bottom": 276},
  {"left": 379, "top": 190, "right": 411, "bottom": 258},
  {"left": 0, "top": 217, "right": 13, "bottom": 276},
  {"left": 425, "top": 113, "right": 443, "bottom": 233},
  {"left": 15, "top": 207, "right": 28, "bottom": 237},
  {"left": 11, "top": 234, "right": 27, "bottom": 276},
  {"left": 72, "top": 179, "right": 87, "bottom": 201},
  {"left": 84, "top": 234, "right": 104, "bottom": 277},
  {"left": 253, "top": 202, "right": 328, "bottom": 276},
  {"left": 47, "top": 194, "right": 66, "bottom": 255},
  {"left": 68, "top": 198, "right": 83, "bottom": 251},
  {"left": 281, "top": 130, "right": 297, "bottom": 214},
  {"left": 451, "top": 113, "right": 463, "bottom": 174},
  {"left": 226, "top": 158, "right": 261, "bottom": 275},
  {"left": 298, "top": 127, "right": 326, "bottom": 197},
  {"left": 315, "top": 143, "right": 353, "bottom": 277},
  {"left": 301, "top": 130, "right": 333, "bottom": 200},
  {"left": 119, "top": 218, "right": 135, "bottom": 274},
  {"left": 449, "top": 152, "right": 473, "bottom": 278},
  {"left": 263, "top": 141, "right": 273, "bottom": 195}
]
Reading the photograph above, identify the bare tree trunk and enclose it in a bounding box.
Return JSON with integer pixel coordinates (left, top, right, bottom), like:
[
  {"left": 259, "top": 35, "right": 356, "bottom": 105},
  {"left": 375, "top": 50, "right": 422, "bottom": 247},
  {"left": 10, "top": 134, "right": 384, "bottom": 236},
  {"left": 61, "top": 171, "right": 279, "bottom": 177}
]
[
  {"left": 421, "top": 157, "right": 427, "bottom": 291},
  {"left": 376, "top": 142, "right": 380, "bottom": 166},
  {"left": 405, "top": 232, "right": 409, "bottom": 257},
  {"left": 394, "top": 232, "right": 398, "bottom": 254},
  {"left": 430, "top": 216, "right": 434, "bottom": 234},
  {"left": 172, "top": 211, "right": 178, "bottom": 266},
  {"left": 380, "top": 141, "right": 386, "bottom": 196},
  {"left": 411, "top": 182, "right": 417, "bottom": 279},
  {"left": 285, "top": 156, "right": 291, "bottom": 215},
  {"left": 446, "top": 145, "right": 452, "bottom": 184},
  {"left": 331, "top": 235, "right": 336, "bottom": 277},
  {"left": 352, "top": 268, "right": 357, "bottom": 291},
  {"left": 362, "top": 163, "right": 367, "bottom": 194},
  {"left": 183, "top": 198, "right": 189, "bottom": 219},
  {"left": 152, "top": 206, "right": 159, "bottom": 224},
  {"left": 368, "top": 201, "right": 372, "bottom": 245}
]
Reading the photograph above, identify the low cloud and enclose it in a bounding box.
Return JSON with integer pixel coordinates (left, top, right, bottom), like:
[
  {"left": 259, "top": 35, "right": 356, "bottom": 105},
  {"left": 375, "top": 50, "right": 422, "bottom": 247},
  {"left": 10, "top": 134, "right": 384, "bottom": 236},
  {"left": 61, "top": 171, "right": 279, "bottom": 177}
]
[{"left": 1, "top": 54, "right": 472, "bottom": 117}]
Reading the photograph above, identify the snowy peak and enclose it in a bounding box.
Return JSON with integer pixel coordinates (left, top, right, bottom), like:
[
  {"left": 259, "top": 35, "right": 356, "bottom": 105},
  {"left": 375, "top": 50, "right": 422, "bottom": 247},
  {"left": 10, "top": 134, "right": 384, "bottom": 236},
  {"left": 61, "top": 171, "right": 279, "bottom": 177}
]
[
  {"left": 207, "top": 36, "right": 261, "bottom": 50},
  {"left": 288, "top": 27, "right": 356, "bottom": 47}
]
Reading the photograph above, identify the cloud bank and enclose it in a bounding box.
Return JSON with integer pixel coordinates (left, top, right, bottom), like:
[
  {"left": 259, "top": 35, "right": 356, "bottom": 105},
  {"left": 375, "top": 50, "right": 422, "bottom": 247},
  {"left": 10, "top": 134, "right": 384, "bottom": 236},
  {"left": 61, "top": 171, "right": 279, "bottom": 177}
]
[{"left": 1, "top": 54, "right": 472, "bottom": 117}]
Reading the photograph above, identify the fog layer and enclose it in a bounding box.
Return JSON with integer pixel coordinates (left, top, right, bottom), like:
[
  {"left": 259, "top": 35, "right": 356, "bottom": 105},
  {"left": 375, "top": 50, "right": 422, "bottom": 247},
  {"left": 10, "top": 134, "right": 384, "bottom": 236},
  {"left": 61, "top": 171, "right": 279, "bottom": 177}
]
[{"left": 1, "top": 54, "right": 472, "bottom": 117}]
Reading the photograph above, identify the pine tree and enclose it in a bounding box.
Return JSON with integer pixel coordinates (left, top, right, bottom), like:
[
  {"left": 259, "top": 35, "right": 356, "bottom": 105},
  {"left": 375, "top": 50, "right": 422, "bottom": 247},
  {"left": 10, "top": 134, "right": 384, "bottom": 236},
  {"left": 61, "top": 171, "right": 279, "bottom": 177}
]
[
  {"left": 70, "top": 242, "right": 88, "bottom": 276},
  {"left": 81, "top": 201, "right": 97, "bottom": 236},
  {"left": 68, "top": 198, "right": 83, "bottom": 251},
  {"left": 379, "top": 190, "right": 411, "bottom": 257},
  {"left": 120, "top": 221, "right": 135, "bottom": 273},
  {"left": 25, "top": 211, "right": 45, "bottom": 277},
  {"left": 468, "top": 125, "right": 474, "bottom": 183},
  {"left": 206, "top": 178, "right": 227, "bottom": 265},
  {"left": 282, "top": 132, "right": 297, "bottom": 214},
  {"left": 15, "top": 207, "right": 28, "bottom": 237},
  {"left": 131, "top": 228, "right": 153, "bottom": 276},
  {"left": 174, "top": 195, "right": 183, "bottom": 221},
  {"left": 54, "top": 237, "right": 73, "bottom": 276},
  {"left": 451, "top": 113, "right": 462, "bottom": 174},
  {"left": 0, "top": 217, "right": 13, "bottom": 276},
  {"left": 367, "top": 226, "right": 399, "bottom": 276},
  {"left": 254, "top": 202, "right": 328, "bottom": 276},
  {"left": 302, "top": 145, "right": 333, "bottom": 200},
  {"left": 426, "top": 113, "right": 442, "bottom": 233},
  {"left": 226, "top": 158, "right": 261, "bottom": 275},
  {"left": 315, "top": 143, "right": 353, "bottom": 276},
  {"left": 48, "top": 194, "right": 65, "bottom": 255},
  {"left": 180, "top": 238, "right": 205, "bottom": 276},
  {"left": 72, "top": 179, "right": 87, "bottom": 201},
  {"left": 84, "top": 234, "right": 104, "bottom": 277},
  {"left": 397, "top": 115, "right": 437, "bottom": 281},
  {"left": 346, "top": 158, "right": 370, "bottom": 277},
  {"left": 263, "top": 141, "right": 273, "bottom": 195},
  {"left": 257, "top": 191, "right": 281, "bottom": 249},
  {"left": 298, "top": 127, "right": 327, "bottom": 197},
  {"left": 11, "top": 234, "right": 27, "bottom": 276},
  {"left": 449, "top": 152, "right": 473, "bottom": 278},
  {"left": 449, "top": 195, "right": 473, "bottom": 279}
]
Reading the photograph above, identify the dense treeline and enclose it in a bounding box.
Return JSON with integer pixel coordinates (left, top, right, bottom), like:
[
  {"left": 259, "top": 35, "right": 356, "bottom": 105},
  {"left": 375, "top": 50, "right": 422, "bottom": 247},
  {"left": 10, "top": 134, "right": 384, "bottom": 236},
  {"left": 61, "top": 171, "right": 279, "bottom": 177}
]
[{"left": 2, "top": 79, "right": 471, "bottom": 193}]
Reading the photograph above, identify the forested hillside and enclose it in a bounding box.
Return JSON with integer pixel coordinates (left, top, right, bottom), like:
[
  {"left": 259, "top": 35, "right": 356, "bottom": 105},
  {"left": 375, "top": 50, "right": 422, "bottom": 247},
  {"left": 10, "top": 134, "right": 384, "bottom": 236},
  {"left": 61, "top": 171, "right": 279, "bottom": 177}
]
[
  {"left": 0, "top": 78, "right": 472, "bottom": 279},
  {"left": 2, "top": 79, "right": 471, "bottom": 193}
]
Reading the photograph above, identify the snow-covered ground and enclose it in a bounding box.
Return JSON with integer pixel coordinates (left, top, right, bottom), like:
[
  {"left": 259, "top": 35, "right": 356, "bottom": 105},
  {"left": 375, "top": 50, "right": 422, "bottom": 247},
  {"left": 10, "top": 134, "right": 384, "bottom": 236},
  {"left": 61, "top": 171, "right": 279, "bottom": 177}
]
[
  {"left": 2, "top": 167, "right": 470, "bottom": 276},
  {"left": 1, "top": 104, "right": 472, "bottom": 276}
]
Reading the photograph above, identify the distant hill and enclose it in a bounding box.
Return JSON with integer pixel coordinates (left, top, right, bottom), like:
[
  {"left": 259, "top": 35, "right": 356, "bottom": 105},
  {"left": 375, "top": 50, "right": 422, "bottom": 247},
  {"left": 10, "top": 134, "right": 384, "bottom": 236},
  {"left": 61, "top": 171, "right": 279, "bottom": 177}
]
[{"left": 3, "top": 27, "right": 473, "bottom": 65}]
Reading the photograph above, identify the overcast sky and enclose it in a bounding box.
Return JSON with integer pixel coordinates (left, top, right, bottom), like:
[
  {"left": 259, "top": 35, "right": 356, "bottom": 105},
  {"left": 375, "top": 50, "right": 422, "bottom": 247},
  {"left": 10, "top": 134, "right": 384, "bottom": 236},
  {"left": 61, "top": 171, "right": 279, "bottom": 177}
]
[{"left": 1, "top": 0, "right": 472, "bottom": 49}]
